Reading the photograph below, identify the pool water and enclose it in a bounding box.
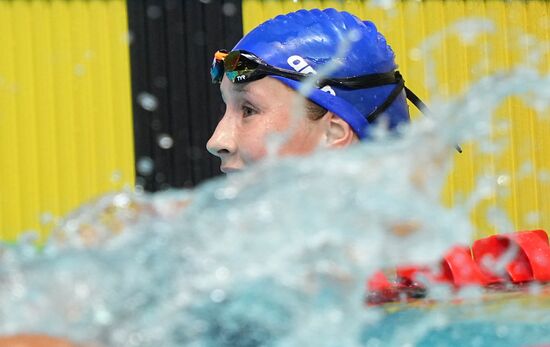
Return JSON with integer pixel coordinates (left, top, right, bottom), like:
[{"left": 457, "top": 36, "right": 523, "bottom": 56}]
[{"left": 362, "top": 289, "right": 550, "bottom": 347}]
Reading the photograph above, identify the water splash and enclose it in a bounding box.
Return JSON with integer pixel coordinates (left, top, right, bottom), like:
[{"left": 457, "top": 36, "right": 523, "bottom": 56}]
[
  {"left": 136, "top": 92, "right": 159, "bottom": 112},
  {"left": 1, "top": 20, "right": 550, "bottom": 347}
]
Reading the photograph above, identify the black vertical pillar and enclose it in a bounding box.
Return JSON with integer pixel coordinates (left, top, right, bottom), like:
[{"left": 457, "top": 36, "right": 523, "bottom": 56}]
[{"left": 127, "top": 0, "right": 243, "bottom": 190}]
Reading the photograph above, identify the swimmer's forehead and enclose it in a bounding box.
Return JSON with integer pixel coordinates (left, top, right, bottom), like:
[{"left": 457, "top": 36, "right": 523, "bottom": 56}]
[
  {"left": 228, "top": 82, "right": 249, "bottom": 93},
  {"left": 220, "top": 77, "right": 250, "bottom": 100},
  {"left": 220, "top": 77, "right": 293, "bottom": 102}
]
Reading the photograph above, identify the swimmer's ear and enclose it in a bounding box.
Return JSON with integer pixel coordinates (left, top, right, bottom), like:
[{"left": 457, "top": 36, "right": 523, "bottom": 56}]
[{"left": 325, "top": 112, "right": 358, "bottom": 148}]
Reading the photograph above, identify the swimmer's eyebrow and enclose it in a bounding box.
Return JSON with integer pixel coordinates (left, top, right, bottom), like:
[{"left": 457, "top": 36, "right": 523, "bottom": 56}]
[
  {"left": 231, "top": 83, "right": 249, "bottom": 93},
  {"left": 221, "top": 83, "right": 250, "bottom": 101}
]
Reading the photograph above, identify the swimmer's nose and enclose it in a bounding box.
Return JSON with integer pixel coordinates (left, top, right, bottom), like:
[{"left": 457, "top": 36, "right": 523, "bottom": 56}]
[{"left": 206, "top": 116, "right": 237, "bottom": 159}]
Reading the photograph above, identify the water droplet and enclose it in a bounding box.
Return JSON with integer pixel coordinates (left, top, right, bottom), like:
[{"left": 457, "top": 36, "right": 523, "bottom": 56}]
[
  {"left": 409, "top": 48, "right": 422, "bottom": 61},
  {"left": 157, "top": 134, "right": 174, "bottom": 149},
  {"left": 495, "top": 120, "right": 509, "bottom": 133},
  {"left": 371, "top": 0, "right": 396, "bottom": 10},
  {"left": 40, "top": 212, "right": 54, "bottom": 226},
  {"left": 155, "top": 172, "right": 166, "bottom": 183},
  {"left": 214, "top": 187, "right": 238, "bottom": 200},
  {"left": 74, "top": 64, "right": 86, "bottom": 76},
  {"left": 153, "top": 76, "right": 167, "bottom": 88},
  {"left": 215, "top": 266, "right": 230, "bottom": 281},
  {"left": 539, "top": 169, "right": 550, "bottom": 182},
  {"left": 135, "top": 177, "right": 147, "bottom": 194},
  {"left": 193, "top": 31, "right": 206, "bottom": 46},
  {"left": 496, "top": 175, "right": 510, "bottom": 186},
  {"left": 122, "top": 31, "right": 134, "bottom": 45},
  {"left": 159, "top": 183, "right": 171, "bottom": 190},
  {"left": 111, "top": 170, "right": 122, "bottom": 183},
  {"left": 519, "top": 34, "right": 536, "bottom": 47},
  {"left": 84, "top": 50, "right": 94, "bottom": 60},
  {"left": 151, "top": 119, "right": 162, "bottom": 130},
  {"left": 519, "top": 162, "right": 533, "bottom": 177},
  {"left": 147, "top": 5, "right": 162, "bottom": 19},
  {"left": 113, "top": 194, "right": 131, "bottom": 208},
  {"left": 348, "top": 29, "right": 362, "bottom": 42},
  {"left": 11, "top": 283, "right": 25, "bottom": 299},
  {"left": 74, "top": 283, "right": 90, "bottom": 299},
  {"left": 222, "top": 3, "right": 237, "bottom": 16},
  {"left": 189, "top": 146, "right": 204, "bottom": 160},
  {"left": 525, "top": 211, "right": 540, "bottom": 224},
  {"left": 137, "top": 157, "right": 155, "bottom": 176},
  {"left": 137, "top": 92, "right": 158, "bottom": 111},
  {"left": 533, "top": 98, "right": 549, "bottom": 113},
  {"left": 210, "top": 289, "right": 226, "bottom": 303},
  {"left": 94, "top": 307, "right": 113, "bottom": 325}
]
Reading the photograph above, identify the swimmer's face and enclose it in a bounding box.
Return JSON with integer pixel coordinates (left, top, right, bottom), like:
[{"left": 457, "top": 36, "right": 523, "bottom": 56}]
[{"left": 207, "top": 76, "right": 330, "bottom": 173}]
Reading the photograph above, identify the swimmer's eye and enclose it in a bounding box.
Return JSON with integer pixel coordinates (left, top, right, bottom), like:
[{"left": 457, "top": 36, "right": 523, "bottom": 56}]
[{"left": 242, "top": 104, "right": 257, "bottom": 118}]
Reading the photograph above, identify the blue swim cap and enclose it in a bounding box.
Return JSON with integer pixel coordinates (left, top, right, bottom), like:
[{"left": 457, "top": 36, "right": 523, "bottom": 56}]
[{"left": 232, "top": 8, "right": 410, "bottom": 139}]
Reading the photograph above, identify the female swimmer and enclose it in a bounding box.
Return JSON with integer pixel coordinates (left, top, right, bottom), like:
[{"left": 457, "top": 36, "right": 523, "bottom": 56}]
[{"left": 206, "top": 8, "right": 422, "bottom": 173}]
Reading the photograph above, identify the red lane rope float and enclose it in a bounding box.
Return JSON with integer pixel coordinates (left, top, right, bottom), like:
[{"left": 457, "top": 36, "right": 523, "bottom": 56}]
[
  {"left": 472, "top": 229, "right": 550, "bottom": 283},
  {"left": 366, "top": 229, "right": 550, "bottom": 305}
]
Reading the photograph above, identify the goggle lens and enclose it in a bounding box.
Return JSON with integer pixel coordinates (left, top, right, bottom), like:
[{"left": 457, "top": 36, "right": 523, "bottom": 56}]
[
  {"left": 210, "top": 61, "right": 224, "bottom": 83},
  {"left": 225, "top": 70, "right": 239, "bottom": 82},
  {"left": 211, "top": 50, "right": 228, "bottom": 83},
  {"left": 211, "top": 50, "right": 262, "bottom": 84},
  {"left": 224, "top": 51, "right": 241, "bottom": 71}
]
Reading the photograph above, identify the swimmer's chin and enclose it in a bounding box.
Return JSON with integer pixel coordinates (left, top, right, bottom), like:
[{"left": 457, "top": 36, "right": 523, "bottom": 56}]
[{"left": 220, "top": 166, "right": 242, "bottom": 174}]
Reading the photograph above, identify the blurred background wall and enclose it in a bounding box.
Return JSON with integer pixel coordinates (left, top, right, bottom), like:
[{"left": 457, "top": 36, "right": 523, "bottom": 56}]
[
  {"left": 0, "top": 0, "right": 134, "bottom": 241},
  {"left": 0, "top": 0, "right": 242, "bottom": 241},
  {"left": 128, "top": 0, "right": 242, "bottom": 192},
  {"left": 0, "top": 0, "right": 548, "bottom": 241}
]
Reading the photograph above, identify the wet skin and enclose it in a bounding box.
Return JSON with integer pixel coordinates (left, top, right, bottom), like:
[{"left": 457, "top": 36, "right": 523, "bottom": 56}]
[
  {"left": 206, "top": 76, "right": 332, "bottom": 173},
  {"left": 0, "top": 335, "right": 79, "bottom": 347}
]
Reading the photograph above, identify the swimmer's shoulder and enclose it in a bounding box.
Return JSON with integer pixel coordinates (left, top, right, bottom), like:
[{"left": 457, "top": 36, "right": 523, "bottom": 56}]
[{"left": 0, "top": 334, "right": 79, "bottom": 347}]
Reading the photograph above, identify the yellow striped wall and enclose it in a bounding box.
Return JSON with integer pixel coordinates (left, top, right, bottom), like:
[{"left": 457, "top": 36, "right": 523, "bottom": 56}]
[
  {"left": 0, "top": 0, "right": 135, "bottom": 242},
  {"left": 243, "top": 0, "right": 550, "bottom": 238}
]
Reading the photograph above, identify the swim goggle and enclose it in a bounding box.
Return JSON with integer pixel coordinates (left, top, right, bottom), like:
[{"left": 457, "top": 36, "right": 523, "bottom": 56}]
[
  {"left": 211, "top": 49, "right": 462, "bottom": 152},
  {"left": 212, "top": 50, "right": 402, "bottom": 90}
]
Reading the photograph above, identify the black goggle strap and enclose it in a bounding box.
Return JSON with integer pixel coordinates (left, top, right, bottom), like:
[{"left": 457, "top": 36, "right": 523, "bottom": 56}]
[
  {"left": 365, "top": 73, "right": 462, "bottom": 153},
  {"left": 259, "top": 65, "right": 309, "bottom": 82},
  {"left": 366, "top": 72, "right": 405, "bottom": 123},
  {"left": 403, "top": 86, "right": 463, "bottom": 153},
  {"left": 318, "top": 71, "right": 399, "bottom": 89}
]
